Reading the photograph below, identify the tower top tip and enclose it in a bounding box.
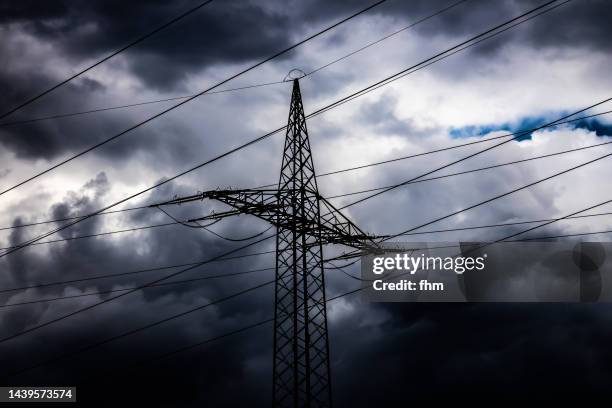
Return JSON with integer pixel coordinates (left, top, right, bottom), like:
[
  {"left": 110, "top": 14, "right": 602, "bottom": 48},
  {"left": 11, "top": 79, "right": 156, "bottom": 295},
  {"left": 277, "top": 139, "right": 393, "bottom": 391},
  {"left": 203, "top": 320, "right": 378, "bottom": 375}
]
[{"left": 283, "top": 69, "right": 306, "bottom": 82}]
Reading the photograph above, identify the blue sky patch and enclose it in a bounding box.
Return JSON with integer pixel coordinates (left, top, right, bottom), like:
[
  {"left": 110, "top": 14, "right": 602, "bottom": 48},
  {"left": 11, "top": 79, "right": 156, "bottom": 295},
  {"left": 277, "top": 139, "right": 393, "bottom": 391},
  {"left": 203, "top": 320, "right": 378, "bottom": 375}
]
[{"left": 449, "top": 112, "right": 612, "bottom": 141}]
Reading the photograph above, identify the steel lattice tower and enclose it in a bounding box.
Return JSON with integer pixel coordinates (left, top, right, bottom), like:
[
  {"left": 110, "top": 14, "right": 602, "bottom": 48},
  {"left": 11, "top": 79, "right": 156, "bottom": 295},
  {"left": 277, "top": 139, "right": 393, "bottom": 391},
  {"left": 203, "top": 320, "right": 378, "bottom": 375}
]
[
  {"left": 273, "top": 80, "right": 331, "bottom": 407},
  {"left": 151, "top": 78, "right": 378, "bottom": 407}
]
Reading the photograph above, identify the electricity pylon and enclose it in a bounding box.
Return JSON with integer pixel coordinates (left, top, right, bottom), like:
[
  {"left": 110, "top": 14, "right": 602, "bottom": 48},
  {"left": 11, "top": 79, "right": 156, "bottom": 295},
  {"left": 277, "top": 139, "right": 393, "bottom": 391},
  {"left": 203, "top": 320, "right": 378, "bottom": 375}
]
[{"left": 151, "top": 78, "right": 378, "bottom": 407}]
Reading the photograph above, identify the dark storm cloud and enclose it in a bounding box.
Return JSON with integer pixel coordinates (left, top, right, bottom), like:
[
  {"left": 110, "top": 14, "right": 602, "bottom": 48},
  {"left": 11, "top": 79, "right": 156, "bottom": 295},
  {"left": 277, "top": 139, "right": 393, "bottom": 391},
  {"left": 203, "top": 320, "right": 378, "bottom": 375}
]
[
  {"left": 0, "top": 0, "right": 608, "bottom": 161},
  {"left": 0, "top": 171, "right": 277, "bottom": 405},
  {"left": 333, "top": 302, "right": 612, "bottom": 403},
  {"left": 2, "top": 1, "right": 612, "bottom": 405},
  {"left": 1, "top": 0, "right": 294, "bottom": 92},
  {"left": 3, "top": 0, "right": 609, "bottom": 94},
  {"left": 0, "top": 171, "right": 270, "bottom": 317},
  {"left": 1, "top": 174, "right": 611, "bottom": 406},
  {"left": 383, "top": 0, "right": 612, "bottom": 56},
  {"left": 0, "top": 72, "right": 140, "bottom": 160},
  {"left": 303, "top": 0, "right": 612, "bottom": 56}
]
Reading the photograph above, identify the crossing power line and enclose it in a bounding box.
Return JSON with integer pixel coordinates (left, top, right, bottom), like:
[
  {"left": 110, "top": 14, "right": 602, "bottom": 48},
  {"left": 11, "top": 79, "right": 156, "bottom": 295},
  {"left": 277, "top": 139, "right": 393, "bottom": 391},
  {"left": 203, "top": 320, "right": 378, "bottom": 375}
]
[
  {"left": 0, "top": 0, "right": 389, "bottom": 198},
  {"left": 0, "top": 234, "right": 277, "bottom": 345},
  {"left": 390, "top": 197, "right": 612, "bottom": 257},
  {"left": 0, "top": 0, "right": 572, "bottom": 259},
  {"left": 2, "top": 108, "right": 610, "bottom": 234},
  {"left": 5, "top": 2, "right": 609, "bottom": 396},
  {"left": 99, "top": 198, "right": 612, "bottom": 379},
  {"left": 4, "top": 259, "right": 433, "bottom": 380},
  {"left": 333, "top": 94, "right": 612, "bottom": 212},
  {"left": 310, "top": 0, "right": 572, "bottom": 122},
  {"left": 381, "top": 152, "right": 612, "bottom": 242},
  {"left": 391, "top": 211, "right": 612, "bottom": 238},
  {"left": 0, "top": 0, "right": 217, "bottom": 120},
  {"left": 0, "top": 81, "right": 288, "bottom": 127},
  {"left": 109, "top": 281, "right": 378, "bottom": 378},
  {"left": 4, "top": 279, "right": 276, "bottom": 379},
  {"left": 3, "top": 256, "right": 359, "bottom": 377},
  {"left": 0, "top": 222, "right": 271, "bottom": 252},
  {"left": 326, "top": 138, "right": 612, "bottom": 199},
  {"left": 326, "top": 148, "right": 612, "bottom": 260},
  {"left": 0, "top": 250, "right": 275, "bottom": 295},
  {"left": 0, "top": 0, "right": 470, "bottom": 128},
  {"left": 325, "top": 154, "right": 612, "bottom": 267},
  {"left": 0, "top": 0, "right": 612, "bottom": 402},
  {"left": 2, "top": 250, "right": 385, "bottom": 379},
  {"left": 0, "top": 256, "right": 362, "bottom": 309},
  {"left": 3, "top": 135, "right": 612, "bottom": 253},
  {"left": 0, "top": 266, "right": 276, "bottom": 309}
]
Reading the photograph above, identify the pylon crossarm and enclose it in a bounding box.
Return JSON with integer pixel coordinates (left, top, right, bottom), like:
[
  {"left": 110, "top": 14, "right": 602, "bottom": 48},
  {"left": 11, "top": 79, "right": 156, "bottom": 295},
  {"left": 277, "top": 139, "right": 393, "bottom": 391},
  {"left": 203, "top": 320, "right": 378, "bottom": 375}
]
[
  {"left": 149, "top": 188, "right": 282, "bottom": 218},
  {"left": 317, "top": 195, "right": 381, "bottom": 251},
  {"left": 158, "top": 189, "right": 374, "bottom": 251},
  {"left": 201, "top": 189, "right": 282, "bottom": 218}
]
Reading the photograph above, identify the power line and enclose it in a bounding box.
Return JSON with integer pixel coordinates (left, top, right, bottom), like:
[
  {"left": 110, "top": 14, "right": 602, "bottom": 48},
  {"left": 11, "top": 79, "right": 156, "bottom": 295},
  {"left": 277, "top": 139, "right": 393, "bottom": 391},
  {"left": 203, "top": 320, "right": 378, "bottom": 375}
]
[
  {"left": 396, "top": 201, "right": 612, "bottom": 255},
  {"left": 0, "top": 0, "right": 571, "bottom": 259},
  {"left": 306, "top": 0, "right": 471, "bottom": 77},
  {"left": 0, "top": 221, "right": 178, "bottom": 252},
  {"left": 0, "top": 0, "right": 217, "bottom": 120},
  {"left": 390, "top": 210, "right": 612, "bottom": 238},
  {"left": 0, "top": 234, "right": 276, "bottom": 345},
  {"left": 327, "top": 259, "right": 374, "bottom": 282},
  {"left": 154, "top": 205, "right": 274, "bottom": 241},
  {"left": 320, "top": 1, "right": 578, "bottom": 212},
  {"left": 316, "top": 109, "right": 612, "bottom": 180},
  {"left": 4, "top": 255, "right": 375, "bottom": 378},
  {"left": 414, "top": 198, "right": 612, "bottom": 259},
  {"left": 63, "top": 200, "right": 612, "bottom": 380},
  {"left": 111, "top": 211, "right": 612, "bottom": 376},
  {"left": 2, "top": 135, "right": 609, "bottom": 253},
  {"left": 0, "top": 0, "right": 389, "bottom": 198},
  {"left": 334, "top": 207, "right": 612, "bottom": 268},
  {"left": 253, "top": 109, "right": 612, "bottom": 190},
  {"left": 491, "top": 198, "right": 612, "bottom": 244},
  {"left": 10, "top": 203, "right": 609, "bottom": 263},
  {"left": 0, "top": 257, "right": 360, "bottom": 308},
  {"left": 5, "top": 278, "right": 276, "bottom": 379},
  {"left": 0, "top": 205, "right": 150, "bottom": 231},
  {"left": 335, "top": 94, "right": 612, "bottom": 212},
  {"left": 11, "top": 0, "right": 562, "bottom": 138},
  {"left": 382, "top": 151, "right": 612, "bottom": 242},
  {"left": 326, "top": 138, "right": 612, "bottom": 199},
  {"left": 12, "top": 206, "right": 612, "bottom": 379},
  {"left": 0, "top": 0, "right": 468, "bottom": 128},
  {"left": 2, "top": 108, "right": 607, "bottom": 257},
  {"left": 90, "top": 267, "right": 415, "bottom": 377},
  {"left": 0, "top": 266, "right": 276, "bottom": 309},
  {"left": 509, "top": 228, "right": 612, "bottom": 241},
  {"left": 3, "top": 108, "right": 610, "bottom": 234},
  {"left": 332, "top": 153, "right": 612, "bottom": 260},
  {"left": 0, "top": 81, "right": 288, "bottom": 127},
  {"left": 0, "top": 220, "right": 272, "bottom": 252},
  {"left": 3, "top": 256, "right": 359, "bottom": 377},
  {"left": 306, "top": 0, "right": 569, "bottom": 123},
  {"left": 332, "top": 0, "right": 571, "bottom": 116},
  {"left": 0, "top": 250, "right": 275, "bottom": 295},
  {"left": 122, "top": 319, "right": 274, "bottom": 374}
]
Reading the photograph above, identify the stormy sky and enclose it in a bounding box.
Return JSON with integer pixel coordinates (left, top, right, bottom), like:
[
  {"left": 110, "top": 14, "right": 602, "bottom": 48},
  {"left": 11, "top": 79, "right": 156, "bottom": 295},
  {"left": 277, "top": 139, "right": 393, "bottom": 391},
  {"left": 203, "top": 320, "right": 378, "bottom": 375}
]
[{"left": 1, "top": 0, "right": 612, "bottom": 404}]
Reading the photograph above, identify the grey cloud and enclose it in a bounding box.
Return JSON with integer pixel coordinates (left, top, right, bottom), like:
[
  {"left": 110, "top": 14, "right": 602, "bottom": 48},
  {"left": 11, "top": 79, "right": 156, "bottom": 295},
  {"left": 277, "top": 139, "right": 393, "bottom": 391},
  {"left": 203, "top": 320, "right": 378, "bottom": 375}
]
[{"left": 1, "top": 0, "right": 612, "bottom": 405}]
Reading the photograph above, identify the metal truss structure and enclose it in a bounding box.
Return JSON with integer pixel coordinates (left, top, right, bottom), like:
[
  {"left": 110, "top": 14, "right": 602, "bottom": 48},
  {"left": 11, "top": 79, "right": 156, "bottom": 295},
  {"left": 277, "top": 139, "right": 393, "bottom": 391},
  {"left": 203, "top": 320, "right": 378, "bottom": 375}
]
[{"left": 151, "top": 79, "right": 378, "bottom": 407}]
